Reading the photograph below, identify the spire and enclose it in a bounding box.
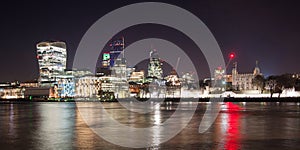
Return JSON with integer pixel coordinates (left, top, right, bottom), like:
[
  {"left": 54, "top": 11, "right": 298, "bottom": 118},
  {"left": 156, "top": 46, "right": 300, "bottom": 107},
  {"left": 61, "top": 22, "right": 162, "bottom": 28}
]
[
  {"left": 256, "top": 60, "right": 258, "bottom": 67},
  {"left": 234, "top": 62, "right": 237, "bottom": 69},
  {"left": 232, "top": 62, "right": 238, "bottom": 75},
  {"left": 253, "top": 60, "right": 260, "bottom": 75}
]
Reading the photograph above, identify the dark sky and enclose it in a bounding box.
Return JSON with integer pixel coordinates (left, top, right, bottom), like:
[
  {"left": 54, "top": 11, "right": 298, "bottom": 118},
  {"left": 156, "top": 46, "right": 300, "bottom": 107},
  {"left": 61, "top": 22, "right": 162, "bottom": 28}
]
[{"left": 1, "top": 0, "right": 300, "bottom": 82}]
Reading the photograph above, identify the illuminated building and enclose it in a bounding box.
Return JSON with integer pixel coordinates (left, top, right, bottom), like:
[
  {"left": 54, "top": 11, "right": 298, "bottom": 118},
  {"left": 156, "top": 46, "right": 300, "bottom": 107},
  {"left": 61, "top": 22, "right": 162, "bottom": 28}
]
[
  {"left": 111, "top": 59, "right": 127, "bottom": 81},
  {"left": 65, "top": 69, "right": 93, "bottom": 78},
  {"left": 0, "top": 82, "right": 23, "bottom": 99},
  {"left": 165, "top": 70, "right": 181, "bottom": 86},
  {"left": 126, "top": 67, "right": 135, "bottom": 79},
  {"left": 147, "top": 49, "right": 163, "bottom": 79},
  {"left": 223, "top": 74, "right": 233, "bottom": 91},
  {"left": 96, "top": 52, "right": 111, "bottom": 76},
  {"left": 145, "top": 49, "right": 165, "bottom": 97},
  {"left": 214, "top": 67, "right": 226, "bottom": 90},
  {"left": 129, "top": 71, "right": 145, "bottom": 83},
  {"left": 97, "top": 38, "right": 126, "bottom": 77},
  {"left": 109, "top": 38, "right": 127, "bottom": 81},
  {"left": 100, "top": 76, "right": 128, "bottom": 98},
  {"left": 20, "top": 82, "right": 39, "bottom": 88},
  {"left": 36, "top": 41, "right": 67, "bottom": 85},
  {"left": 102, "top": 52, "right": 110, "bottom": 68},
  {"left": 109, "top": 37, "right": 125, "bottom": 67},
  {"left": 165, "top": 70, "right": 181, "bottom": 98},
  {"left": 182, "top": 72, "right": 196, "bottom": 90},
  {"left": 232, "top": 61, "right": 262, "bottom": 91},
  {"left": 56, "top": 75, "right": 75, "bottom": 98},
  {"left": 128, "top": 71, "right": 145, "bottom": 95},
  {"left": 76, "top": 76, "right": 101, "bottom": 98}
]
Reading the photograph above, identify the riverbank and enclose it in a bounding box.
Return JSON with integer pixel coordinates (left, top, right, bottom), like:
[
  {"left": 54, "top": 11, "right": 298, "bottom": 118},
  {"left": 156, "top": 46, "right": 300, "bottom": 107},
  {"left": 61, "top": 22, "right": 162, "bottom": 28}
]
[{"left": 1, "top": 97, "right": 300, "bottom": 102}]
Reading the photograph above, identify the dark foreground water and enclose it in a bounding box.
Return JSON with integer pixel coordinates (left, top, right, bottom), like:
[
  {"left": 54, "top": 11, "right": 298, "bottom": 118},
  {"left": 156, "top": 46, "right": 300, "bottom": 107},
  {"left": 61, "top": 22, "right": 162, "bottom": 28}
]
[{"left": 0, "top": 101, "right": 300, "bottom": 150}]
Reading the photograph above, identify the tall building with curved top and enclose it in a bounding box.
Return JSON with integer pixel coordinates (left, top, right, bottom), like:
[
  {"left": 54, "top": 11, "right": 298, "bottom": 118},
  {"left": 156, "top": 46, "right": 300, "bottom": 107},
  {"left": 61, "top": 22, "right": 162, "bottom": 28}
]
[{"left": 36, "top": 41, "right": 67, "bottom": 85}]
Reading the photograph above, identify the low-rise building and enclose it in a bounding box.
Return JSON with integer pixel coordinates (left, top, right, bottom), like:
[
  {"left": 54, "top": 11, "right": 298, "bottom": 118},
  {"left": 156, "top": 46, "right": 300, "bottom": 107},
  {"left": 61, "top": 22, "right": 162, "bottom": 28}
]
[
  {"left": 0, "top": 82, "right": 24, "bottom": 99},
  {"left": 76, "top": 76, "right": 101, "bottom": 98},
  {"left": 232, "top": 61, "right": 262, "bottom": 91},
  {"left": 56, "top": 75, "right": 75, "bottom": 98}
]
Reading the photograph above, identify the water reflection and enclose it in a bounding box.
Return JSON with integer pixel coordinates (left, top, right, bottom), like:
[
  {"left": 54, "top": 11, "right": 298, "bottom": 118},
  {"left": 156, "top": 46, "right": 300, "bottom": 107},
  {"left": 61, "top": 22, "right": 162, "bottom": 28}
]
[
  {"left": 224, "top": 102, "right": 242, "bottom": 150},
  {"left": 36, "top": 103, "right": 75, "bottom": 149},
  {"left": 214, "top": 102, "right": 242, "bottom": 150},
  {"left": 76, "top": 102, "right": 196, "bottom": 148},
  {"left": 8, "top": 104, "right": 15, "bottom": 137},
  {"left": 151, "top": 103, "right": 163, "bottom": 147},
  {"left": 0, "top": 102, "right": 300, "bottom": 149}
]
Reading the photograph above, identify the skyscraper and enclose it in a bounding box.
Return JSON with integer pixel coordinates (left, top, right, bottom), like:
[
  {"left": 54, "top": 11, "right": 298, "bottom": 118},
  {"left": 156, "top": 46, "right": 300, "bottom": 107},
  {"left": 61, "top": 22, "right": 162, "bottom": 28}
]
[
  {"left": 109, "top": 37, "right": 125, "bottom": 68},
  {"left": 147, "top": 49, "right": 163, "bottom": 79},
  {"left": 36, "top": 41, "right": 67, "bottom": 85},
  {"left": 109, "top": 37, "right": 127, "bottom": 80},
  {"left": 97, "top": 37, "right": 125, "bottom": 77}
]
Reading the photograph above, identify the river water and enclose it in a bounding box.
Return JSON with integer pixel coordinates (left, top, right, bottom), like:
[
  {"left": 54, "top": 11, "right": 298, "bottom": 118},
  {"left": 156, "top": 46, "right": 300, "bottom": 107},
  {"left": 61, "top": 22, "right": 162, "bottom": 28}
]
[{"left": 0, "top": 101, "right": 299, "bottom": 149}]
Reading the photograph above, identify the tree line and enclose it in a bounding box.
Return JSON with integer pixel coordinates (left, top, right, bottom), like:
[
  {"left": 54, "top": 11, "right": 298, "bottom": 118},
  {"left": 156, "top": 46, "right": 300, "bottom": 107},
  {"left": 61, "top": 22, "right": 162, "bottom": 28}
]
[{"left": 252, "top": 74, "right": 300, "bottom": 97}]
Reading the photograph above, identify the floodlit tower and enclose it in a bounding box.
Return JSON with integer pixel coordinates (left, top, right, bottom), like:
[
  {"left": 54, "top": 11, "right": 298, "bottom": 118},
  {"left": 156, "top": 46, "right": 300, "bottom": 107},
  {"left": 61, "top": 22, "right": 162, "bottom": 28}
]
[
  {"left": 232, "top": 62, "right": 238, "bottom": 90},
  {"left": 36, "top": 41, "right": 67, "bottom": 85},
  {"left": 147, "top": 49, "right": 163, "bottom": 79},
  {"left": 253, "top": 60, "right": 261, "bottom": 75}
]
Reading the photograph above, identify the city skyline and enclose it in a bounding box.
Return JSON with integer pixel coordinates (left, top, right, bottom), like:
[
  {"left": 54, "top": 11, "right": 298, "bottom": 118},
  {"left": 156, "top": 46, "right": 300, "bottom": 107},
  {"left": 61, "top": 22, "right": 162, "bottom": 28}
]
[
  {"left": 1, "top": 0, "right": 300, "bottom": 82},
  {"left": 1, "top": 2, "right": 300, "bottom": 150}
]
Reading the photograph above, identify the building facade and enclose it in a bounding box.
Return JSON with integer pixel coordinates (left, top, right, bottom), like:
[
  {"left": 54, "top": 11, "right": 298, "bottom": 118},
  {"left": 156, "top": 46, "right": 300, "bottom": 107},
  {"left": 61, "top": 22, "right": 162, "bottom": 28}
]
[
  {"left": 147, "top": 49, "right": 163, "bottom": 79},
  {"left": 232, "top": 61, "right": 262, "bottom": 91},
  {"left": 109, "top": 37, "right": 125, "bottom": 68},
  {"left": 76, "top": 76, "right": 101, "bottom": 98},
  {"left": 56, "top": 75, "right": 75, "bottom": 98},
  {"left": 36, "top": 41, "right": 67, "bottom": 85}
]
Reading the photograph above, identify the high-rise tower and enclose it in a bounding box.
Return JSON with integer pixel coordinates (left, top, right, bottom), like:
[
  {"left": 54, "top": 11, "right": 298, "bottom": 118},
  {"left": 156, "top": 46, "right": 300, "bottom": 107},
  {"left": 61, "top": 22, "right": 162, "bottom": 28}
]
[
  {"left": 98, "top": 37, "right": 126, "bottom": 77},
  {"left": 36, "top": 41, "right": 67, "bottom": 84},
  {"left": 147, "top": 49, "right": 163, "bottom": 79},
  {"left": 109, "top": 37, "right": 125, "bottom": 67},
  {"left": 109, "top": 37, "right": 127, "bottom": 80}
]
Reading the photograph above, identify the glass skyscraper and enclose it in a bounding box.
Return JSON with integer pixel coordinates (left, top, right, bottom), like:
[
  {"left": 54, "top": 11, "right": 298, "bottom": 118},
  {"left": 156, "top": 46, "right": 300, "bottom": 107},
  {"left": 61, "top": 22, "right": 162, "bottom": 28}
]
[
  {"left": 36, "top": 41, "right": 67, "bottom": 85},
  {"left": 109, "top": 37, "right": 125, "bottom": 67},
  {"left": 148, "top": 49, "right": 163, "bottom": 79}
]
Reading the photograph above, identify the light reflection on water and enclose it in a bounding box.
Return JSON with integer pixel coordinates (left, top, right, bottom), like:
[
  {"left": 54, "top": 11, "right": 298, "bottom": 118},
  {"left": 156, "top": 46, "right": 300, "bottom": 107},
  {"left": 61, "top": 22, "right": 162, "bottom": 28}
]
[{"left": 0, "top": 102, "right": 299, "bottom": 149}]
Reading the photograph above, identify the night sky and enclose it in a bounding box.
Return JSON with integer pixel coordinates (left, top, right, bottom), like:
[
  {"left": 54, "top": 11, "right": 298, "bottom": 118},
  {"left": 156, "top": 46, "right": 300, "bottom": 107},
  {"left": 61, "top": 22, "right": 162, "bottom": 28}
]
[{"left": 1, "top": 0, "right": 300, "bottom": 82}]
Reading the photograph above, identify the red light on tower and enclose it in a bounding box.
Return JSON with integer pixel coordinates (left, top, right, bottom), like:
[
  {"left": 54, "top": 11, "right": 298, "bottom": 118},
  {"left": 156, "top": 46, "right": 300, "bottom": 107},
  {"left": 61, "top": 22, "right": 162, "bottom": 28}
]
[{"left": 229, "top": 53, "right": 235, "bottom": 59}]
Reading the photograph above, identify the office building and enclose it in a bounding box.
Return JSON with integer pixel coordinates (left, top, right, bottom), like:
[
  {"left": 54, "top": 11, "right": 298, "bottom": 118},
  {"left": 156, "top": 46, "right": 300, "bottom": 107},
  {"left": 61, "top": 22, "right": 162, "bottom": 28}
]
[
  {"left": 36, "top": 41, "right": 67, "bottom": 85},
  {"left": 147, "top": 49, "right": 163, "bottom": 79},
  {"left": 76, "top": 76, "right": 101, "bottom": 98},
  {"left": 56, "top": 75, "right": 75, "bottom": 98}
]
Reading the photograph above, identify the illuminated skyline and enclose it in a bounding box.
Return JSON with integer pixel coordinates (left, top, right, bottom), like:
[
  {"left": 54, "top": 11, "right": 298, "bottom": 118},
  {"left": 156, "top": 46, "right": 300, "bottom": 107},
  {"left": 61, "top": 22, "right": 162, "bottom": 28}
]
[{"left": 1, "top": 0, "right": 300, "bottom": 82}]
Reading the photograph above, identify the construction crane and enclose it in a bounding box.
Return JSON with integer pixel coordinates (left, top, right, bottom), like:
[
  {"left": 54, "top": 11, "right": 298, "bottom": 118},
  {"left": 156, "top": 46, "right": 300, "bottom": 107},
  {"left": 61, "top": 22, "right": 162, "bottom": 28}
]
[{"left": 175, "top": 57, "right": 180, "bottom": 71}]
